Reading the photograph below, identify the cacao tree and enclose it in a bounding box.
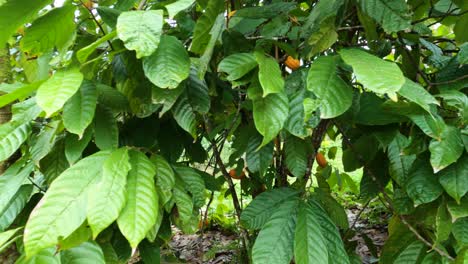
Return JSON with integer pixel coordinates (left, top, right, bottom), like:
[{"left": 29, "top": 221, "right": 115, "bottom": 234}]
[{"left": 0, "top": 0, "right": 467, "bottom": 263}]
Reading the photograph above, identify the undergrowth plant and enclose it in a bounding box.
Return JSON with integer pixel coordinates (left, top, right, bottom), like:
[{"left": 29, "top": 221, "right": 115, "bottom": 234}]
[{"left": 0, "top": 0, "right": 467, "bottom": 263}]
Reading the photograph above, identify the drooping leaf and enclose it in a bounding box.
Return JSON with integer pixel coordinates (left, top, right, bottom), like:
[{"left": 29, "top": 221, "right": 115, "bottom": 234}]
[
  {"left": 151, "top": 155, "right": 175, "bottom": 205},
  {"left": 30, "top": 120, "right": 60, "bottom": 162},
  {"left": 245, "top": 133, "right": 274, "bottom": 176},
  {"left": 0, "top": 227, "right": 23, "bottom": 253},
  {"left": 165, "top": 0, "right": 195, "bottom": 18},
  {"left": 339, "top": 48, "right": 405, "bottom": 95},
  {"left": 116, "top": 10, "right": 164, "bottom": 58},
  {"left": 252, "top": 199, "right": 298, "bottom": 264},
  {"left": 117, "top": 150, "right": 158, "bottom": 249},
  {"left": 77, "top": 31, "right": 117, "bottom": 63},
  {"left": 387, "top": 133, "right": 416, "bottom": 186},
  {"left": 171, "top": 92, "right": 197, "bottom": 138},
  {"left": 186, "top": 67, "right": 210, "bottom": 114},
  {"left": 36, "top": 68, "right": 84, "bottom": 117},
  {"left": 88, "top": 148, "right": 131, "bottom": 238},
  {"left": 60, "top": 241, "right": 105, "bottom": 264},
  {"left": 0, "top": 0, "right": 53, "bottom": 46},
  {"left": 152, "top": 84, "right": 185, "bottom": 117},
  {"left": 240, "top": 188, "right": 300, "bottom": 229},
  {"left": 94, "top": 104, "right": 119, "bottom": 150},
  {"left": 357, "top": 0, "right": 411, "bottom": 33},
  {"left": 197, "top": 13, "right": 224, "bottom": 79},
  {"left": 294, "top": 201, "right": 328, "bottom": 264},
  {"left": 0, "top": 185, "right": 33, "bottom": 232},
  {"left": 16, "top": 247, "right": 60, "bottom": 264},
  {"left": 235, "top": 2, "right": 296, "bottom": 19},
  {"left": 284, "top": 134, "right": 308, "bottom": 178},
  {"left": 190, "top": 0, "right": 224, "bottom": 54},
  {"left": 398, "top": 78, "right": 439, "bottom": 113},
  {"left": 41, "top": 139, "right": 70, "bottom": 184},
  {"left": 64, "top": 128, "right": 93, "bottom": 165},
  {"left": 452, "top": 217, "right": 468, "bottom": 246},
  {"left": 405, "top": 157, "right": 444, "bottom": 206},
  {"left": 218, "top": 53, "right": 257, "bottom": 81},
  {"left": 252, "top": 91, "right": 289, "bottom": 147},
  {"left": 307, "top": 56, "right": 353, "bottom": 118},
  {"left": 21, "top": 4, "right": 76, "bottom": 55},
  {"left": 436, "top": 201, "right": 452, "bottom": 243},
  {"left": 0, "top": 81, "right": 42, "bottom": 108},
  {"left": 63, "top": 80, "right": 98, "bottom": 137},
  {"left": 254, "top": 51, "right": 285, "bottom": 96},
  {"left": 0, "top": 160, "right": 33, "bottom": 215},
  {"left": 284, "top": 70, "right": 309, "bottom": 137},
  {"left": 393, "top": 241, "right": 426, "bottom": 263},
  {"left": 429, "top": 125, "right": 464, "bottom": 172},
  {"left": 58, "top": 222, "right": 92, "bottom": 251},
  {"left": 173, "top": 165, "right": 206, "bottom": 208},
  {"left": 173, "top": 183, "right": 193, "bottom": 224},
  {"left": 24, "top": 151, "right": 111, "bottom": 256},
  {"left": 438, "top": 154, "right": 468, "bottom": 204}
]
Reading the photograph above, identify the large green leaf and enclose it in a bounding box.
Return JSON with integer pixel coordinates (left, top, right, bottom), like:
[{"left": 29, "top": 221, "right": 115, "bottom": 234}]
[
  {"left": 186, "top": 67, "right": 210, "bottom": 114},
  {"left": 77, "top": 31, "right": 117, "bottom": 63},
  {"left": 452, "top": 217, "right": 468, "bottom": 246},
  {"left": 87, "top": 148, "right": 131, "bottom": 238},
  {"left": 24, "top": 151, "right": 111, "bottom": 256},
  {"left": 116, "top": 10, "right": 164, "bottom": 58},
  {"left": 63, "top": 80, "right": 98, "bottom": 137},
  {"left": 398, "top": 78, "right": 439, "bottom": 114},
  {"left": 218, "top": 53, "right": 257, "bottom": 81},
  {"left": 64, "top": 129, "right": 93, "bottom": 165},
  {"left": 94, "top": 104, "right": 119, "bottom": 150},
  {"left": 0, "top": 0, "right": 52, "bottom": 46},
  {"left": 307, "top": 56, "right": 353, "bottom": 118},
  {"left": 252, "top": 199, "right": 298, "bottom": 264},
  {"left": 16, "top": 247, "right": 61, "bottom": 264},
  {"left": 117, "top": 150, "right": 158, "bottom": 249},
  {"left": 387, "top": 133, "right": 416, "bottom": 186},
  {"left": 173, "top": 183, "right": 194, "bottom": 224},
  {"left": 151, "top": 155, "right": 175, "bottom": 205},
  {"left": 36, "top": 68, "right": 84, "bottom": 117},
  {"left": 41, "top": 139, "right": 70, "bottom": 184},
  {"left": 439, "top": 154, "right": 468, "bottom": 204},
  {"left": 339, "top": 48, "right": 405, "bottom": 95},
  {"left": 21, "top": 4, "right": 76, "bottom": 55},
  {"left": 309, "top": 200, "right": 350, "bottom": 264},
  {"left": 173, "top": 165, "right": 206, "bottom": 208},
  {"left": 405, "top": 157, "right": 444, "bottom": 206},
  {"left": 255, "top": 51, "right": 285, "bottom": 96},
  {"left": 0, "top": 122, "right": 31, "bottom": 162},
  {"left": 29, "top": 120, "right": 60, "bottom": 162},
  {"left": 235, "top": 2, "right": 296, "bottom": 19},
  {"left": 253, "top": 91, "right": 289, "bottom": 147},
  {"left": 197, "top": 13, "right": 224, "bottom": 79},
  {"left": 393, "top": 241, "right": 426, "bottom": 263},
  {"left": 284, "top": 134, "right": 308, "bottom": 178},
  {"left": 0, "top": 160, "right": 33, "bottom": 214},
  {"left": 245, "top": 133, "right": 274, "bottom": 176},
  {"left": 436, "top": 201, "right": 452, "bottom": 243},
  {"left": 429, "top": 125, "right": 464, "bottom": 172},
  {"left": 284, "top": 70, "right": 309, "bottom": 137},
  {"left": 0, "top": 81, "right": 42, "bottom": 108},
  {"left": 165, "top": 0, "right": 195, "bottom": 18},
  {"left": 143, "top": 35, "right": 190, "bottom": 89},
  {"left": 240, "top": 188, "right": 299, "bottom": 229},
  {"left": 61, "top": 241, "right": 105, "bottom": 264},
  {"left": 0, "top": 185, "right": 32, "bottom": 232},
  {"left": 152, "top": 84, "right": 185, "bottom": 117},
  {"left": 172, "top": 92, "right": 197, "bottom": 138},
  {"left": 0, "top": 227, "right": 23, "bottom": 254},
  {"left": 357, "top": 0, "right": 411, "bottom": 33},
  {"left": 190, "top": 0, "right": 224, "bottom": 54},
  {"left": 294, "top": 201, "right": 328, "bottom": 264}
]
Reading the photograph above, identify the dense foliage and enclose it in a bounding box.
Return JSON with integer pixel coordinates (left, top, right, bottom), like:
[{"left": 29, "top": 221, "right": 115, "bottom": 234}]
[{"left": 0, "top": 0, "right": 467, "bottom": 263}]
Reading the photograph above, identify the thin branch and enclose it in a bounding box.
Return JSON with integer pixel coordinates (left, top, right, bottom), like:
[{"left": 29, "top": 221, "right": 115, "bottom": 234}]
[
  {"left": 431, "top": 74, "right": 468, "bottom": 86},
  {"left": 303, "top": 119, "right": 330, "bottom": 186},
  {"left": 78, "top": 0, "right": 114, "bottom": 50},
  {"left": 337, "top": 25, "right": 363, "bottom": 31},
  {"left": 28, "top": 177, "right": 46, "bottom": 193}
]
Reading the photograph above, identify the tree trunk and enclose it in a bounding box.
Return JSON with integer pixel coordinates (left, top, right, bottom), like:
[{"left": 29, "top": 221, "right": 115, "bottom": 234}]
[{"left": 0, "top": 45, "right": 12, "bottom": 174}]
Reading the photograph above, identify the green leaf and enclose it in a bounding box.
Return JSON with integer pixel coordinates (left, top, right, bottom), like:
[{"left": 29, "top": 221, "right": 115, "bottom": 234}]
[
  {"left": 87, "top": 148, "right": 131, "bottom": 238},
  {"left": 394, "top": 241, "right": 426, "bottom": 263},
  {"left": 41, "top": 139, "right": 70, "bottom": 184},
  {"left": 173, "top": 183, "right": 194, "bottom": 224},
  {"left": 186, "top": 67, "right": 210, "bottom": 114},
  {"left": 197, "top": 14, "right": 224, "bottom": 79},
  {"left": 94, "top": 104, "right": 119, "bottom": 150},
  {"left": 252, "top": 199, "right": 298, "bottom": 264},
  {"left": 405, "top": 157, "right": 444, "bottom": 206},
  {"left": 0, "top": 122, "right": 31, "bottom": 163},
  {"left": 253, "top": 92, "right": 289, "bottom": 147},
  {"left": 294, "top": 201, "right": 328, "bottom": 264},
  {"left": 0, "top": 0, "right": 52, "bottom": 46},
  {"left": 429, "top": 125, "right": 464, "bottom": 172},
  {"left": 30, "top": 120, "right": 60, "bottom": 162},
  {"left": 152, "top": 84, "right": 185, "bottom": 117},
  {"left": 284, "top": 70, "right": 308, "bottom": 137},
  {"left": 254, "top": 51, "right": 284, "bottom": 96},
  {"left": 308, "top": 200, "right": 350, "bottom": 264},
  {"left": 339, "top": 48, "right": 405, "bottom": 95},
  {"left": 307, "top": 56, "right": 353, "bottom": 118},
  {"left": 58, "top": 223, "right": 92, "bottom": 251},
  {"left": 357, "top": 0, "right": 411, "bottom": 33},
  {"left": 165, "top": 0, "right": 195, "bottom": 18},
  {"left": 96, "top": 84, "right": 129, "bottom": 112},
  {"left": 172, "top": 92, "right": 197, "bottom": 138},
  {"left": 190, "top": 0, "right": 224, "bottom": 54},
  {"left": 454, "top": 13, "right": 468, "bottom": 44},
  {"left": 16, "top": 247, "right": 60, "bottom": 264},
  {"left": 436, "top": 202, "right": 452, "bottom": 243},
  {"left": 143, "top": 35, "right": 190, "bottom": 89},
  {"left": 218, "top": 53, "right": 257, "bottom": 81},
  {"left": 77, "top": 31, "right": 117, "bottom": 63},
  {"left": 173, "top": 165, "right": 206, "bottom": 208},
  {"left": 284, "top": 134, "right": 308, "bottom": 178},
  {"left": 21, "top": 4, "right": 76, "bottom": 55},
  {"left": 240, "top": 188, "right": 299, "bottom": 229},
  {"left": 235, "top": 2, "right": 296, "bottom": 19},
  {"left": 0, "top": 185, "right": 32, "bottom": 232},
  {"left": 398, "top": 78, "right": 439, "bottom": 113},
  {"left": 387, "top": 133, "right": 416, "bottom": 186},
  {"left": 96, "top": 7, "right": 121, "bottom": 28},
  {"left": 117, "top": 150, "right": 158, "bottom": 249},
  {"left": 116, "top": 10, "right": 164, "bottom": 58},
  {"left": 151, "top": 155, "right": 175, "bottom": 205},
  {"left": 0, "top": 160, "right": 33, "bottom": 214},
  {"left": 63, "top": 80, "right": 98, "bottom": 137},
  {"left": 0, "top": 227, "right": 23, "bottom": 253},
  {"left": 24, "top": 151, "right": 111, "bottom": 256},
  {"left": 0, "top": 81, "right": 42, "bottom": 108},
  {"left": 245, "top": 133, "right": 274, "bottom": 176},
  {"left": 61, "top": 242, "right": 105, "bottom": 264},
  {"left": 313, "top": 190, "right": 349, "bottom": 229},
  {"left": 64, "top": 128, "right": 93, "bottom": 165},
  {"left": 452, "top": 217, "right": 468, "bottom": 246},
  {"left": 439, "top": 154, "right": 468, "bottom": 204},
  {"left": 36, "top": 68, "right": 84, "bottom": 117},
  {"left": 458, "top": 43, "right": 468, "bottom": 65},
  {"left": 448, "top": 196, "right": 468, "bottom": 221}
]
